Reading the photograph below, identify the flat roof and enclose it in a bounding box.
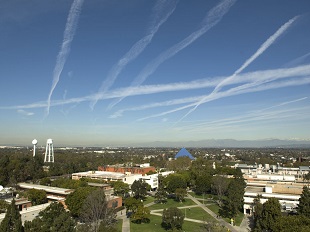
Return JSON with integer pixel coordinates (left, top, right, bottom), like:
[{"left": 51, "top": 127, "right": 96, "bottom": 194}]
[
  {"left": 72, "top": 171, "right": 127, "bottom": 179},
  {"left": 17, "top": 183, "right": 74, "bottom": 195}
]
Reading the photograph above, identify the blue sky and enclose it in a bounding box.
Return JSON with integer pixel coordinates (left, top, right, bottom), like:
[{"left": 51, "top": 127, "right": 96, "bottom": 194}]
[{"left": 0, "top": 0, "right": 310, "bottom": 146}]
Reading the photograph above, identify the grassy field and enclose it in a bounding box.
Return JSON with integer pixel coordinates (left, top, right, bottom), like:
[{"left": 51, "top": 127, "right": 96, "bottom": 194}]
[
  {"left": 116, "top": 219, "right": 123, "bottom": 232},
  {"left": 181, "top": 207, "right": 216, "bottom": 222},
  {"left": 143, "top": 196, "right": 155, "bottom": 205},
  {"left": 206, "top": 203, "right": 244, "bottom": 226},
  {"left": 130, "top": 214, "right": 205, "bottom": 232},
  {"left": 148, "top": 198, "right": 196, "bottom": 210}
]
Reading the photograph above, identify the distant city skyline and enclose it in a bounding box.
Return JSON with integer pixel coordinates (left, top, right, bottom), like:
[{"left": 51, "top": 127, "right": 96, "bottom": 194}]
[{"left": 0, "top": 0, "right": 310, "bottom": 146}]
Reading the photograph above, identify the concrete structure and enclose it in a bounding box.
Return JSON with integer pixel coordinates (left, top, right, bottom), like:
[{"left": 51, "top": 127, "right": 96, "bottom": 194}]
[
  {"left": 72, "top": 171, "right": 142, "bottom": 187},
  {"left": 243, "top": 181, "right": 304, "bottom": 215},
  {"left": 17, "top": 183, "right": 74, "bottom": 202},
  {"left": 15, "top": 198, "right": 32, "bottom": 211},
  {"left": 98, "top": 163, "right": 156, "bottom": 175},
  {"left": 0, "top": 202, "right": 51, "bottom": 225},
  {"left": 140, "top": 171, "right": 174, "bottom": 190},
  {"left": 44, "top": 138, "right": 54, "bottom": 163},
  {"left": 234, "top": 163, "right": 310, "bottom": 181}
]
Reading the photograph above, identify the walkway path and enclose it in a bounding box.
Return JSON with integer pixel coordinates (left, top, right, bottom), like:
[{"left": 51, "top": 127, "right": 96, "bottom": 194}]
[
  {"left": 117, "top": 196, "right": 250, "bottom": 232},
  {"left": 116, "top": 209, "right": 130, "bottom": 232},
  {"left": 186, "top": 194, "right": 239, "bottom": 232}
]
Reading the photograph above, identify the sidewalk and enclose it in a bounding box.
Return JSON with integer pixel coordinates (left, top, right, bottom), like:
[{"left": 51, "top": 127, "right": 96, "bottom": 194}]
[
  {"left": 187, "top": 194, "right": 239, "bottom": 232},
  {"left": 116, "top": 209, "right": 130, "bottom": 232}
]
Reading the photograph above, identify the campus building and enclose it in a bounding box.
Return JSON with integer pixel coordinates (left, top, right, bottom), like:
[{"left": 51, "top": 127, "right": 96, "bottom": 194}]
[
  {"left": 17, "top": 182, "right": 74, "bottom": 202},
  {"left": 243, "top": 181, "right": 304, "bottom": 215},
  {"left": 98, "top": 163, "right": 156, "bottom": 175},
  {"left": 72, "top": 170, "right": 142, "bottom": 187}
]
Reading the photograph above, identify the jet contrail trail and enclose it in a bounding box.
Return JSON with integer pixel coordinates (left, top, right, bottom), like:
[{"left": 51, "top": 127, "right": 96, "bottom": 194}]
[
  {"left": 108, "top": 0, "right": 236, "bottom": 109},
  {"left": 46, "top": 0, "right": 84, "bottom": 116},
  {"left": 89, "top": 0, "right": 178, "bottom": 110},
  {"left": 137, "top": 76, "right": 310, "bottom": 121},
  {"left": 1, "top": 64, "right": 309, "bottom": 111},
  {"left": 179, "top": 15, "right": 299, "bottom": 121}
]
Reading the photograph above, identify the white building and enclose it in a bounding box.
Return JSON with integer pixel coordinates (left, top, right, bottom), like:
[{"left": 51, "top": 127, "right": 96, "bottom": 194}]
[
  {"left": 72, "top": 171, "right": 142, "bottom": 187},
  {"left": 139, "top": 171, "right": 174, "bottom": 190},
  {"left": 243, "top": 181, "right": 303, "bottom": 215}
]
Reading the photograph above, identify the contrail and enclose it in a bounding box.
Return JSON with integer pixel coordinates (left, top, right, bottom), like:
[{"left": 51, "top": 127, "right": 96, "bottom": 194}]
[
  {"left": 1, "top": 64, "right": 309, "bottom": 111},
  {"left": 182, "top": 97, "right": 309, "bottom": 131},
  {"left": 284, "top": 52, "right": 310, "bottom": 67},
  {"left": 137, "top": 76, "right": 310, "bottom": 121},
  {"left": 89, "top": 0, "right": 178, "bottom": 110},
  {"left": 109, "top": 64, "right": 310, "bottom": 118},
  {"left": 108, "top": 0, "right": 236, "bottom": 109},
  {"left": 46, "top": 0, "right": 84, "bottom": 116},
  {"left": 179, "top": 15, "right": 299, "bottom": 121}
]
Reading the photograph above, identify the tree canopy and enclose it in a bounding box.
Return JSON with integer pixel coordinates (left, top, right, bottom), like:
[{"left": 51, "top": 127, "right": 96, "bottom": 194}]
[
  {"left": 26, "top": 189, "right": 47, "bottom": 206},
  {"left": 65, "top": 186, "right": 95, "bottom": 217},
  {"left": 131, "top": 179, "right": 149, "bottom": 200},
  {"left": 219, "top": 171, "right": 245, "bottom": 218},
  {"left": 24, "top": 202, "right": 75, "bottom": 232},
  {"left": 297, "top": 186, "right": 310, "bottom": 217},
  {"left": 161, "top": 207, "right": 184, "bottom": 231},
  {"left": 165, "top": 174, "right": 187, "bottom": 194},
  {"left": 0, "top": 199, "right": 23, "bottom": 232},
  {"left": 79, "top": 189, "right": 117, "bottom": 232},
  {"left": 131, "top": 205, "right": 150, "bottom": 224},
  {"left": 258, "top": 198, "right": 282, "bottom": 232}
]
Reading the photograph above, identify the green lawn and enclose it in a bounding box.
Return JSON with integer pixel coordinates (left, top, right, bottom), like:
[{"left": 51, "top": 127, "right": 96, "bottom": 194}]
[
  {"left": 206, "top": 203, "right": 220, "bottom": 215},
  {"left": 181, "top": 207, "right": 216, "bottom": 222},
  {"left": 130, "top": 214, "right": 205, "bottom": 232},
  {"left": 116, "top": 219, "right": 123, "bottom": 232},
  {"left": 206, "top": 203, "right": 244, "bottom": 226},
  {"left": 148, "top": 198, "right": 196, "bottom": 210},
  {"left": 187, "top": 192, "right": 216, "bottom": 200},
  {"left": 143, "top": 196, "right": 155, "bottom": 205}
]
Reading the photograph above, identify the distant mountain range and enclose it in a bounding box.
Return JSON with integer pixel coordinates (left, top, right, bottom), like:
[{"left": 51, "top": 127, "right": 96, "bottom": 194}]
[{"left": 136, "top": 139, "right": 310, "bottom": 148}]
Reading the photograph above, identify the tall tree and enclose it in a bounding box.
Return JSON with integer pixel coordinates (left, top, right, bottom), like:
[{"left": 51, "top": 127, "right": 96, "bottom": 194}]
[
  {"left": 165, "top": 174, "right": 187, "bottom": 194},
  {"left": 24, "top": 202, "right": 75, "bottom": 232},
  {"left": 167, "top": 157, "right": 191, "bottom": 172},
  {"left": 111, "top": 181, "right": 129, "bottom": 197},
  {"left": 211, "top": 176, "right": 229, "bottom": 205},
  {"left": 175, "top": 188, "right": 187, "bottom": 202},
  {"left": 297, "top": 186, "right": 310, "bottom": 217},
  {"left": 155, "top": 184, "right": 167, "bottom": 204},
  {"left": 162, "top": 207, "right": 184, "bottom": 231},
  {"left": 275, "top": 215, "right": 310, "bottom": 232},
  {"left": 252, "top": 194, "right": 263, "bottom": 232},
  {"left": 259, "top": 198, "right": 282, "bottom": 232},
  {"left": 0, "top": 199, "right": 23, "bottom": 232},
  {"left": 65, "top": 186, "right": 95, "bottom": 217},
  {"left": 194, "top": 174, "right": 212, "bottom": 195},
  {"left": 219, "top": 171, "right": 245, "bottom": 218},
  {"left": 124, "top": 197, "right": 142, "bottom": 214},
  {"left": 131, "top": 205, "right": 150, "bottom": 224},
  {"left": 131, "top": 179, "right": 149, "bottom": 200},
  {"left": 26, "top": 189, "right": 47, "bottom": 206},
  {"left": 79, "top": 189, "right": 116, "bottom": 232},
  {"left": 0, "top": 200, "right": 9, "bottom": 214}
]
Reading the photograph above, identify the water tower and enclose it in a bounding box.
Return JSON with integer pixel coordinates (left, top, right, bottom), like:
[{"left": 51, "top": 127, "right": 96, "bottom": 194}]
[
  {"left": 32, "top": 139, "right": 38, "bottom": 157},
  {"left": 44, "top": 138, "right": 54, "bottom": 163}
]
